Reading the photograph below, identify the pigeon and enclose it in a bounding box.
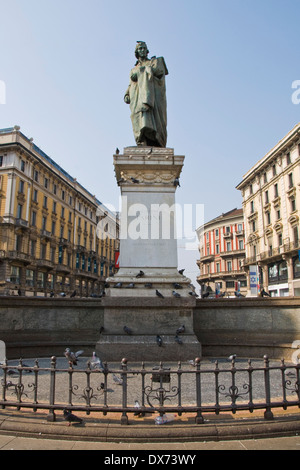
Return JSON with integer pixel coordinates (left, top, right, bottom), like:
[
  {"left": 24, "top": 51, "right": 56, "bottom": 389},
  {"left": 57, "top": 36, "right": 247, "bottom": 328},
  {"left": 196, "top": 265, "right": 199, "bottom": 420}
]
[
  {"left": 176, "top": 324, "right": 185, "bottom": 335},
  {"left": 131, "top": 177, "right": 139, "bottom": 183},
  {"left": 286, "top": 371, "right": 296, "bottom": 378},
  {"left": 175, "top": 335, "right": 183, "bottom": 345},
  {"left": 178, "top": 269, "right": 185, "bottom": 275},
  {"left": 63, "top": 408, "right": 83, "bottom": 426},
  {"left": 261, "top": 289, "right": 271, "bottom": 297},
  {"left": 201, "top": 291, "right": 210, "bottom": 298},
  {"left": 112, "top": 373, "right": 123, "bottom": 385},
  {"left": 89, "top": 351, "right": 104, "bottom": 370},
  {"left": 115, "top": 148, "right": 120, "bottom": 155},
  {"left": 70, "top": 290, "right": 76, "bottom": 298},
  {"left": 99, "top": 326, "right": 104, "bottom": 334},
  {"left": 173, "top": 177, "right": 180, "bottom": 187},
  {"left": 156, "top": 289, "right": 164, "bottom": 298},
  {"left": 114, "top": 282, "right": 123, "bottom": 288},
  {"left": 117, "top": 177, "right": 126, "bottom": 184},
  {"left": 234, "top": 291, "right": 244, "bottom": 298},
  {"left": 134, "top": 400, "right": 142, "bottom": 416},
  {"left": 219, "top": 292, "right": 226, "bottom": 297},
  {"left": 1, "top": 380, "right": 16, "bottom": 389},
  {"left": 144, "top": 282, "right": 152, "bottom": 288},
  {"left": 227, "top": 354, "right": 237, "bottom": 362},
  {"left": 172, "top": 290, "right": 181, "bottom": 298},
  {"left": 60, "top": 292, "right": 66, "bottom": 297},
  {"left": 156, "top": 335, "right": 163, "bottom": 347},
  {"left": 123, "top": 325, "right": 133, "bottom": 335},
  {"left": 22, "top": 363, "right": 33, "bottom": 373},
  {"left": 187, "top": 359, "right": 196, "bottom": 367},
  {"left": 126, "top": 282, "right": 135, "bottom": 288},
  {"left": 64, "top": 348, "right": 84, "bottom": 366},
  {"left": 189, "top": 291, "right": 198, "bottom": 297},
  {"left": 173, "top": 283, "right": 183, "bottom": 289},
  {"left": 136, "top": 270, "right": 145, "bottom": 278}
]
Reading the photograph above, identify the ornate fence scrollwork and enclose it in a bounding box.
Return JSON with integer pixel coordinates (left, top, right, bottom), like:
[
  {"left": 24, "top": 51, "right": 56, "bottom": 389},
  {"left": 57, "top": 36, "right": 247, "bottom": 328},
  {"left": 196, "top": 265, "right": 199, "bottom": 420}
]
[{"left": 0, "top": 355, "right": 299, "bottom": 425}]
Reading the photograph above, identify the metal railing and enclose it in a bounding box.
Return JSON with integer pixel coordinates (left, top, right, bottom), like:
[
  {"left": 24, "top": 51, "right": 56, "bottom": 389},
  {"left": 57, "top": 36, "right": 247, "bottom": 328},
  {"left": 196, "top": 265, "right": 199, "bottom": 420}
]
[{"left": 0, "top": 356, "right": 299, "bottom": 425}]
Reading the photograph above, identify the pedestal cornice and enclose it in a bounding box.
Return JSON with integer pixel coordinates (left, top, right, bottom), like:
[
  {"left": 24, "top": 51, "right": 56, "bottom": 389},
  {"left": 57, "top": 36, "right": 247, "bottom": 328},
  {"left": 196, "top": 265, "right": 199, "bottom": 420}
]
[{"left": 113, "top": 146, "right": 184, "bottom": 185}]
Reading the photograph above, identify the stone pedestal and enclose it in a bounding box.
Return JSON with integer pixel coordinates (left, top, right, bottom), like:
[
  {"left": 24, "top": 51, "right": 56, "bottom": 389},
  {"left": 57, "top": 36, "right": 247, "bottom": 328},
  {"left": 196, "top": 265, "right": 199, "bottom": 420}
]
[
  {"left": 106, "top": 146, "right": 193, "bottom": 297},
  {"left": 96, "top": 146, "right": 201, "bottom": 361},
  {"left": 95, "top": 297, "right": 201, "bottom": 362}
]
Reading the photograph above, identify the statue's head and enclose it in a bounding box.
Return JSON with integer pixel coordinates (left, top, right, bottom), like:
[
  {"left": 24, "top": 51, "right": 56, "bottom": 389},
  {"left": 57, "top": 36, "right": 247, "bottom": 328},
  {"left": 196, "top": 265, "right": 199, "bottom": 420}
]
[{"left": 135, "top": 41, "right": 149, "bottom": 60}]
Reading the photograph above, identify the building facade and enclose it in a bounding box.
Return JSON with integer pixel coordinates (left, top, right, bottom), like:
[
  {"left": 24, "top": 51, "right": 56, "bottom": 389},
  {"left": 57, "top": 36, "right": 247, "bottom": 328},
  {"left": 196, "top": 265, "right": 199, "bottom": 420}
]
[
  {"left": 0, "top": 126, "right": 119, "bottom": 297},
  {"left": 196, "top": 208, "right": 247, "bottom": 297},
  {"left": 236, "top": 123, "right": 300, "bottom": 297}
]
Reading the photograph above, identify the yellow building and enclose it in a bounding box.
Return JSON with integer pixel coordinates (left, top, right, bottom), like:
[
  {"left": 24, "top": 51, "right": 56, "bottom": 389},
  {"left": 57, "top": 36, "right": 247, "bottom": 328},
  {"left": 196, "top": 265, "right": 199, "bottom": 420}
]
[
  {"left": 236, "top": 123, "right": 300, "bottom": 297},
  {"left": 0, "top": 126, "right": 119, "bottom": 297}
]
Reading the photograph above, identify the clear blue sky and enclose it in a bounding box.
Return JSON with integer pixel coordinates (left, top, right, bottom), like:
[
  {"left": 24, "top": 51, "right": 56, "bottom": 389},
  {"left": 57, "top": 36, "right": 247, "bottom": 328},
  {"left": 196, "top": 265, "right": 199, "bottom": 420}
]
[{"left": 1, "top": 0, "right": 299, "bottom": 288}]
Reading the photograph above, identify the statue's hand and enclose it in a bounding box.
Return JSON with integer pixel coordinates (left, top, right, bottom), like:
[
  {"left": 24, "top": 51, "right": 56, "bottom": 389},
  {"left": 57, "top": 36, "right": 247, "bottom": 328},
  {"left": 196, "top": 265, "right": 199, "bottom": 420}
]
[{"left": 140, "top": 104, "right": 150, "bottom": 112}]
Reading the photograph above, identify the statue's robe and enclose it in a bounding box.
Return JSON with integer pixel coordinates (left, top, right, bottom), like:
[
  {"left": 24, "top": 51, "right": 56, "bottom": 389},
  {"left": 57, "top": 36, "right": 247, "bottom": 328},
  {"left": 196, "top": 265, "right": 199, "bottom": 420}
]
[{"left": 125, "top": 57, "right": 168, "bottom": 147}]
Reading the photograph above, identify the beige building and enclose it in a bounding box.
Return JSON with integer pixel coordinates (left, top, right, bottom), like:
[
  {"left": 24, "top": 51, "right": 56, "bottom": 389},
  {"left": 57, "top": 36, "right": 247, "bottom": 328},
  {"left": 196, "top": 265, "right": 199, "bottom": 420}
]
[
  {"left": 0, "top": 126, "right": 119, "bottom": 297},
  {"left": 236, "top": 123, "right": 300, "bottom": 297},
  {"left": 196, "top": 208, "right": 247, "bottom": 297}
]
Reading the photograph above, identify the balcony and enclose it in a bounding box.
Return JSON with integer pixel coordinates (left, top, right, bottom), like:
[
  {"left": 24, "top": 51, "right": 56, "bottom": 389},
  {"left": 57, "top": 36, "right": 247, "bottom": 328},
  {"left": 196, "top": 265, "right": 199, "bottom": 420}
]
[
  {"left": 15, "top": 219, "right": 29, "bottom": 229},
  {"left": 59, "top": 238, "right": 70, "bottom": 247},
  {"left": 223, "top": 231, "right": 233, "bottom": 239},
  {"left": 235, "top": 229, "right": 244, "bottom": 237},
  {"left": 0, "top": 250, "right": 33, "bottom": 265},
  {"left": 220, "top": 249, "right": 245, "bottom": 258},
  {"left": 200, "top": 253, "right": 214, "bottom": 262},
  {"left": 36, "top": 259, "right": 54, "bottom": 270},
  {"left": 56, "top": 264, "right": 71, "bottom": 274},
  {"left": 197, "top": 269, "right": 246, "bottom": 282},
  {"left": 40, "top": 229, "right": 52, "bottom": 240}
]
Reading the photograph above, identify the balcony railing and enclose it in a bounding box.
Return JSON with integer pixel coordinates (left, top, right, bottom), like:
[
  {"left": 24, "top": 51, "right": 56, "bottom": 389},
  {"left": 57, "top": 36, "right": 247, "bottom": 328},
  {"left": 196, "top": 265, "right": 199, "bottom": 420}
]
[{"left": 197, "top": 269, "right": 246, "bottom": 281}]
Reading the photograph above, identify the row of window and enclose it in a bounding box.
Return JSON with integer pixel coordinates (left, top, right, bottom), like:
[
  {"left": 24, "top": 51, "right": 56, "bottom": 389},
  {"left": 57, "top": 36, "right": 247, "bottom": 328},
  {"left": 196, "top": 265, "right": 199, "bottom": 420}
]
[
  {"left": 204, "top": 259, "right": 244, "bottom": 275},
  {"left": 16, "top": 157, "right": 96, "bottom": 220},
  {"left": 250, "top": 173, "right": 295, "bottom": 216},
  {"left": 205, "top": 239, "right": 244, "bottom": 256},
  {"left": 205, "top": 224, "right": 244, "bottom": 239},
  {"left": 9, "top": 264, "right": 114, "bottom": 287},
  {"left": 16, "top": 202, "right": 102, "bottom": 240},
  {"left": 248, "top": 150, "right": 297, "bottom": 197},
  {"left": 15, "top": 234, "right": 115, "bottom": 259}
]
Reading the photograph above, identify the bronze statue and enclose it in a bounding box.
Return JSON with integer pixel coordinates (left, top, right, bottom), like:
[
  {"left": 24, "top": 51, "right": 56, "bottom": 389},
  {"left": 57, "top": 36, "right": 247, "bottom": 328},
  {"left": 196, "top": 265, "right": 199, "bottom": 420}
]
[{"left": 124, "top": 42, "right": 168, "bottom": 148}]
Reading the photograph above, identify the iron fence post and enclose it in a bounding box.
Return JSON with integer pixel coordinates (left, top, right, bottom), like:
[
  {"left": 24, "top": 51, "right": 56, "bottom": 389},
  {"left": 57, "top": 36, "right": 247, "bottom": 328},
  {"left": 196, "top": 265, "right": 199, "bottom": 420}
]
[
  {"left": 120, "top": 358, "right": 128, "bottom": 425},
  {"left": 263, "top": 355, "right": 274, "bottom": 420},
  {"left": 32, "top": 359, "right": 39, "bottom": 412},
  {"left": 47, "top": 356, "right": 56, "bottom": 422},
  {"left": 1, "top": 358, "right": 7, "bottom": 408},
  {"left": 195, "top": 357, "right": 204, "bottom": 424}
]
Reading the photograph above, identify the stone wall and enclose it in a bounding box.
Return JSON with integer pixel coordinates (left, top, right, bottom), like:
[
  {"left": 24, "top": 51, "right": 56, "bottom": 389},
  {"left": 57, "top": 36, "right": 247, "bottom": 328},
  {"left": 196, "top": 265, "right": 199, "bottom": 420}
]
[
  {"left": 194, "top": 297, "right": 300, "bottom": 360},
  {"left": 0, "top": 297, "right": 104, "bottom": 358},
  {"left": 0, "top": 296, "right": 299, "bottom": 360}
]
